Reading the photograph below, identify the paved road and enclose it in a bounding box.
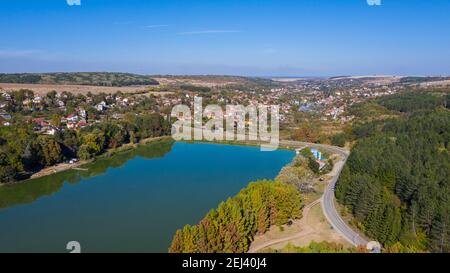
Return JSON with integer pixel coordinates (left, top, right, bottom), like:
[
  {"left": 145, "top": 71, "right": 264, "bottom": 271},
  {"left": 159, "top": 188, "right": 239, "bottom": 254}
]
[
  {"left": 186, "top": 133, "right": 369, "bottom": 247},
  {"left": 321, "top": 155, "right": 368, "bottom": 247},
  {"left": 280, "top": 140, "right": 369, "bottom": 247}
]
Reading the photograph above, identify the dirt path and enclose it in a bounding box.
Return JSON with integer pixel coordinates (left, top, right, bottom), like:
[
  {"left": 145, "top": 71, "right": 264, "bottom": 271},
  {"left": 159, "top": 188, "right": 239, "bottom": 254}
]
[{"left": 248, "top": 199, "right": 321, "bottom": 253}]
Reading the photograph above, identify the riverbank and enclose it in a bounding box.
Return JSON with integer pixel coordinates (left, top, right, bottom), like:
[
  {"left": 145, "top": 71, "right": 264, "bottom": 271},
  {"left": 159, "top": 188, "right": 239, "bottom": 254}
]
[
  {"left": 29, "top": 159, "right": 94, "bottom": 180},
  {"left": 182, "top": 138, "right": 305, "bottom": 152},
  {"left": 0, "top": 141, "right": 293, "bottom": 252},
  {"left": 1, "top": 136, "right": 173, "bottom": 186},
  {"left": 4, "top": 136, "right": 295, "bottom": 186},
  {"left": 3, "top": 136, "right": 347, "bottom": 188}
]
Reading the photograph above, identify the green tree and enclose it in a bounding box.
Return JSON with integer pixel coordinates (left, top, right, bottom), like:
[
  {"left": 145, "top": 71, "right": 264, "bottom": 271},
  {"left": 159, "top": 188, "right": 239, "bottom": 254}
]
[
  {"left": 37, "top": 136, "right": 62, "bottom": 166},
  {"left": 169, "top": 180, "right": 302, "bottom": 253}
]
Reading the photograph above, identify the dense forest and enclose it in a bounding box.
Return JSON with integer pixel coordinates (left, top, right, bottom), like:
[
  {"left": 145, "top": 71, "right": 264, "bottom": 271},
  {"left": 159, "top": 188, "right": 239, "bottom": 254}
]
[
  {"left": 376, "top": 92, "right": 449, "bottom": 113},
  {"left": 179, "top": 84, "right": 212, "bottom": 93},
  {"left": 0, "top": 72, "right": 159, "bottom": 87},
  {"left": 335, "top": 92, "right": 449, "bottom": 252},
  {"left": 399, "top": 76, "right": 450, "bottom": 84},
  {"left": 169, "top": 180, "right": 302, "bottom": 253},
  {"left": 0, "top": 113, "right": 171, "bottom": 183}
]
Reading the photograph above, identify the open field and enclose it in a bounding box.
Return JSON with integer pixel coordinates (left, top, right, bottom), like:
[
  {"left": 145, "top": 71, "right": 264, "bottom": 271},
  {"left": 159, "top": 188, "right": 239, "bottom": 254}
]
[
  {"left": 330, "top": 75, "right": 404, "bottom": 85},
  {"left": 420, "top": 79, "right": 450, "bottom": 87},
  {"left": 0, "top": 83, "right": 153, "bottom": 95},
  {"left": 153, "top": 75, "right": 274, "bottom": 88},
  {"left": 0, "top": 75, "right": 271, "bottom": 95},
  {"left": 153, "top": 76, "right": 238, "bottom": 87}
]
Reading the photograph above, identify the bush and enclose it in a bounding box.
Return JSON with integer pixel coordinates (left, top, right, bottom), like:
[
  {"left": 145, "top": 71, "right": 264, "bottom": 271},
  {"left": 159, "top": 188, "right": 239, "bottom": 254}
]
[{"left": 330, "top": 133, "right": 347, "bottom": 147}]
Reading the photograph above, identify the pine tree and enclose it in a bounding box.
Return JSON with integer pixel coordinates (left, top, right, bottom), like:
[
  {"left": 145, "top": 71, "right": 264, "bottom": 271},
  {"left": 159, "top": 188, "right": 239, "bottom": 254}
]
[{"left": 429, "top": 212, "right": 449, "bottom": 253}]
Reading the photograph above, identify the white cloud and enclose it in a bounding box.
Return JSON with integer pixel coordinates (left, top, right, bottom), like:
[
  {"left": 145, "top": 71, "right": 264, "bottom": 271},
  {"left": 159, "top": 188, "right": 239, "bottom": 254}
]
[{"left": 177, "top": 30, "right": 242, "bottom": 35}]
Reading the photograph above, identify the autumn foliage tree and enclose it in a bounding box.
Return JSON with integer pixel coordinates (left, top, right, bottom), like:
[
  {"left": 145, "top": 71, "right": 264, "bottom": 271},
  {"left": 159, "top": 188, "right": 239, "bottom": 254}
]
[{"left": 169, "top": 180, "right": 302, "bottom": 253}]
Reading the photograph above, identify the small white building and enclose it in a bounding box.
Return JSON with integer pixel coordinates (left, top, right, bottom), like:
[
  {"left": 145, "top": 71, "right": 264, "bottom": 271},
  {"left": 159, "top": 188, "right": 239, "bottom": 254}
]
[
  {"left": 33, "top": 96, "right": 43, "bottom": 104},
  {"left": 67, "top": 114, "right": 79, "bottom": 122},
  {"left": 96, "top": 101, "right": 107, "bottom": 112},
  {"left": 79, "top": 108, "right": 87, "bottom": 119}
]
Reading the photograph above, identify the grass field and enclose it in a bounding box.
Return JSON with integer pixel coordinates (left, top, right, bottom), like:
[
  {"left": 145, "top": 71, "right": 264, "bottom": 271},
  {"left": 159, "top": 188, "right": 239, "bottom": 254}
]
[{"left": 0, "top": 83, "right": 152, "bottom": 95}]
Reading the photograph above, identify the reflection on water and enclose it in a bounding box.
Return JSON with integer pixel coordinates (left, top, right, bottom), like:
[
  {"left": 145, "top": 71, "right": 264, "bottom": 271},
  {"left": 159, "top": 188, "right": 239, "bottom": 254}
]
[
  {"left": 0, "top": 138, "right": 175, "bottom": 210},
  {"left": 0, "top": 140, "right": 294, "bottom": 253}
]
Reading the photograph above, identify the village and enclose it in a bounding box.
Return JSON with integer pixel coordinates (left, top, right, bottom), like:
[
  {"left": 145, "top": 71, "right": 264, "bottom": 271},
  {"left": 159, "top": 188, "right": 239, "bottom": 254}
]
[{"left": 0, "top": 76, "right": 407, "bottom": 137}]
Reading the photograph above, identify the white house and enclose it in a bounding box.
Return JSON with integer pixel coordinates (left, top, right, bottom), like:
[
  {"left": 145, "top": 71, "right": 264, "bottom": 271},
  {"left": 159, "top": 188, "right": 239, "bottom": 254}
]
[
  {"left": 33, "top": 96, "right": 43, "bottom": 104},
  {"left": 66, "top": 114, "right": 79, "bottom": 122},
  {"left": 96, "top": 101, "right": 107, "bottom": 111}
]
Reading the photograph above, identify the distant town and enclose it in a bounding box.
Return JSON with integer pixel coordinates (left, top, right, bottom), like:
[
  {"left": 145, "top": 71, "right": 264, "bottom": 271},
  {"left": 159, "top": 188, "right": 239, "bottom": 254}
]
[{"left": 2, "top": 74, "right": 447, "bottom": 138}]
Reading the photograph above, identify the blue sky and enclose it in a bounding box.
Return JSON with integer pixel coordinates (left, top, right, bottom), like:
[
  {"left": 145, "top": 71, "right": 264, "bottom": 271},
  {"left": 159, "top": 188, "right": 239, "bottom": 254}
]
[{"left": 0, "top": 0, "right": 449, "bottom": 76}]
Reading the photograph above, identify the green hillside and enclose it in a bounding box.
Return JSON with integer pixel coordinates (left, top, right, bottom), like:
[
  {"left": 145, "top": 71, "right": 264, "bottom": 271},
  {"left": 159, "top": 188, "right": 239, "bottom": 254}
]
[
  {"left": 0, "top": 72, "right": 159, "bottom": 87},
  {"left": 335, "top": 92, "right": 449, "bottom": 252}
]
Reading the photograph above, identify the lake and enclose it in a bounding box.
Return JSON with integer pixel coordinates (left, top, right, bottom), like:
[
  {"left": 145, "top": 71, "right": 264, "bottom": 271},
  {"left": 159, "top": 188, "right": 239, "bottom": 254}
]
[{"left": 0, "top": 140, "right": 294, "bottom": 253}]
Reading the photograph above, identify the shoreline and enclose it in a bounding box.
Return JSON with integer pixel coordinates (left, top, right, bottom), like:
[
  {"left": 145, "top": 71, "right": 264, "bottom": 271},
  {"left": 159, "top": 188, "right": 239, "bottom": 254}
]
[
  {"left": 2, "top": 136, "right": 348, "bottom": 187},
  {"left": 1, "top": 136, "right": 173, "bottom": 187},
  {"left": 28, "top": 159, "right": 94, "bottom": 180},
  {"left": 1, "top": 135, "right": 360, "bottom": 251}
]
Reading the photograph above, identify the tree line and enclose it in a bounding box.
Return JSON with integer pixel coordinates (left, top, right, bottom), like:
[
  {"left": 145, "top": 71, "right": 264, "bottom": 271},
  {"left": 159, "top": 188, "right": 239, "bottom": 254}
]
[
  {"left": 169, "top": 180, "right": 302, "bottom": 253},
  {"left": 0, "top": 113, "right": 171, "bottom": 183},
  {"left": 0, "top": 138, "right": 174, "bottom": 209},
  {"left": 0, "top": 72, "right": 159, "bottom": 87},
  {"left": 335, "top": 91, "right": 449, "bottom": 252}
]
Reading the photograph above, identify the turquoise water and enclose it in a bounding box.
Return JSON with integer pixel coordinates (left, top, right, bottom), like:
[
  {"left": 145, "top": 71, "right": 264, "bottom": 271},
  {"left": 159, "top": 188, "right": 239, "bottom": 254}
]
[{"left": 0, "top": 141, "right": 294, "bottom": 253}]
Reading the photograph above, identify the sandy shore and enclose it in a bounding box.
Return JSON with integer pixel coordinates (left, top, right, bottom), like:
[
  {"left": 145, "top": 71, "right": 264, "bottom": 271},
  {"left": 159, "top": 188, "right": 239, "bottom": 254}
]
[
  {"left": 27, "top": 136, "right": 171, "bottom": 181},
  {"left": 29, "top": 160, "right": 93, "bottom": 180}
]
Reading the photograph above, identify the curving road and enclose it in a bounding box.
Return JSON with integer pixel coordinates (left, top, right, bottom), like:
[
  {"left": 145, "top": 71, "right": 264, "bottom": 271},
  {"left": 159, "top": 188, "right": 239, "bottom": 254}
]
[
  {"left": 280, "top": 140, "right": 369, "bottom": 247},
  {"left": 320, "top": 153, "right": 368, "bottom": 247},
  {"left": 188, "top": 132, "right": 369, "bottom": 247}
]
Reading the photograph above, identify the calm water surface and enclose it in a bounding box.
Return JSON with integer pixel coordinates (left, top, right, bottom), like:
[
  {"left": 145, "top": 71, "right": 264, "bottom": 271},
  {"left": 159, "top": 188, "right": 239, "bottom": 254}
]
[{"left": 0, "top": 141, "right": 293, "bottom": 253}]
